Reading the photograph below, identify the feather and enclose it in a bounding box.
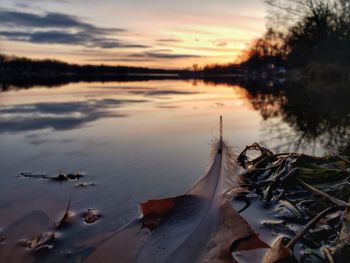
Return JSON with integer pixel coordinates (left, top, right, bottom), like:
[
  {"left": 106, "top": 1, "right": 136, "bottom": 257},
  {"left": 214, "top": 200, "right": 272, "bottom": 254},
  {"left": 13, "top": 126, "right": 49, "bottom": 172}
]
[{"left": 86, "top": 139, "right": 264, "bottom": 263}]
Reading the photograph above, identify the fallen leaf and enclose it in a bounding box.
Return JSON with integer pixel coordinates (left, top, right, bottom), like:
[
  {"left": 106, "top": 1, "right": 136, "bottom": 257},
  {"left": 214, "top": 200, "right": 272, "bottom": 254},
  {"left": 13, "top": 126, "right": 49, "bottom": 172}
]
[
  {"left": 19, "top": 230, "right": 56, "bottom": 251},
  {"left": 83, "top": 209, "right": 101, "bottom": 224},
  {"left": 51, "top": 171, "right": 68, "bottom": 181},
  {"left": 67, "top": 172, "right": 84, "bottom": 180},
  {"left": 139, "top": 195, "right": 190, "bottom": 231},
  {"left": 203, "top": 200, "right": 269, "bottom": 263},
  {"left": 0, "top": 211, "right": 50, "bottom": 262},
  {"left": 84, "top": 219, "right": 148, "bottom": 263},
  {"left": 140, "top": 197, "right": 179, "bottom": 217},
  {"left": 262, "top": 236, "right": 293, "bottom": 263}
]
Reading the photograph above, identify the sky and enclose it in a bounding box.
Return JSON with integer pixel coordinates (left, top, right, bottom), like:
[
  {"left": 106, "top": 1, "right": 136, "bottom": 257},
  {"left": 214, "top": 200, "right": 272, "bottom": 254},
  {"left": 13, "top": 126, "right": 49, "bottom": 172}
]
[{"left": 0, "top": 0, "right": 267, "bottom": 68}]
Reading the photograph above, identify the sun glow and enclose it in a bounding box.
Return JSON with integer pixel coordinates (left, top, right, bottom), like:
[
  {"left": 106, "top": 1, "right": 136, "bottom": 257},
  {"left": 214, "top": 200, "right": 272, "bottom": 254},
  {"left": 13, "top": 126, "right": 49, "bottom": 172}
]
[{"left": 0, "top": 0, "right": 266, "bottom": 68}]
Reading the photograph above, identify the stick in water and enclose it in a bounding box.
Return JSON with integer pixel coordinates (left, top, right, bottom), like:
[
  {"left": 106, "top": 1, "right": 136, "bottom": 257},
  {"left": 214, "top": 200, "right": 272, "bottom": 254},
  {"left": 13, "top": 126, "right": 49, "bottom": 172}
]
[{"left": 297, "top": 178, "right": 350, "bottom": 207}]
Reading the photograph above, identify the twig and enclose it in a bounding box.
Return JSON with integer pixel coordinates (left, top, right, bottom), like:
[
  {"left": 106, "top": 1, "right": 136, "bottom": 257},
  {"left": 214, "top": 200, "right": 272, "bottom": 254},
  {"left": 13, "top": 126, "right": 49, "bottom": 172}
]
[
  {"left": 322, "top": 247, "right": 335, "bottom": 263},
  {"left": 252, "top": 153, "right": 291, "bottom": 168},
  {"left": 297, "top": 178, "right": 350, "bottom": 207},
  {"left": 286, "top": 206, "right": 340, "bottom": 248},
  {"left": 249, "top": 157, "right": 286, "bottom": 172}
]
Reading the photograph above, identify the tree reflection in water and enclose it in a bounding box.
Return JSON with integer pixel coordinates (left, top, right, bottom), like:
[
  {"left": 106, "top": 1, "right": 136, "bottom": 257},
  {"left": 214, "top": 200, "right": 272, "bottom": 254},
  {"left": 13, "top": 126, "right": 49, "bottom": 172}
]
[
  {"left": 2, "top": 77, "right": 350, "bottom": 154},
  {"left": 204, "top": 78, "right": 350, "bottom": 154}
]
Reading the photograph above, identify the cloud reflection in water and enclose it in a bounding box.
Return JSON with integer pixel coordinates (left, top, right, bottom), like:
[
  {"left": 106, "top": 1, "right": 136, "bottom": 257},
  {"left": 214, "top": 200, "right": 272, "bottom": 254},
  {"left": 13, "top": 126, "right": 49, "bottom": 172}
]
[{"left": 0, "top": 98, "right": 147, "bottom": 133}]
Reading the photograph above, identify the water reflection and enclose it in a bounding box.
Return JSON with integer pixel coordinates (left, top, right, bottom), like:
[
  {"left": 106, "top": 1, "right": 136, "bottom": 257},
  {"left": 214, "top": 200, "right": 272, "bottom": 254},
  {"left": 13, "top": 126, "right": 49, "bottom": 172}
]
[
  {"left": 243, "top": 80, "right": 350, "bottom": 153},
  {"left": 189, "top": 78, "right": 350, "bottom": 154},
  {"left": 1, "top": 79, "right": 350, "bottom": 154},
  {"left": 0, "top": 98, "right": 147, "bottom": 133},
  {"left": 1, "top": 79, "right": 350, "bottom": 262}
]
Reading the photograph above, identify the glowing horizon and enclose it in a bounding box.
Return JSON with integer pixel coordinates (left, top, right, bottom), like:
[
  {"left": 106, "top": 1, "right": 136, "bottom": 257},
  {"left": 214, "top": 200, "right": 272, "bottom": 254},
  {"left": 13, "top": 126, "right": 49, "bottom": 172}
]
[{"left": 0, "top": 0, "right": 267, "bottom": 69}]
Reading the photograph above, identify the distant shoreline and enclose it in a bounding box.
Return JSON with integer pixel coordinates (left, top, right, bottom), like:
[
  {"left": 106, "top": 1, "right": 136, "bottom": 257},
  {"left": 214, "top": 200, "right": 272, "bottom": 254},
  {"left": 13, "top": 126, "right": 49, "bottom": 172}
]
[
  {"left": 2, "top": 54, "right": 349, "bottom": 91},
  {"left": 0, "top": 73, "right": 251, "bottom": 90}
]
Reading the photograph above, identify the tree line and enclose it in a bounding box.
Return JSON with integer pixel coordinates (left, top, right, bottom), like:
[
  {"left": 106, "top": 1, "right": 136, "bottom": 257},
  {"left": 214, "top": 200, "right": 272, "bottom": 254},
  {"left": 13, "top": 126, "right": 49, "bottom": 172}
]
[
  {"left": 244, "top": 0, "right": 350, "bottom": 72},
  {"left": 0, "top": 54, "right": 184, "bottom": 77},
  {"left": 2, "top": 1, "right": 350, "bottom": 79}
]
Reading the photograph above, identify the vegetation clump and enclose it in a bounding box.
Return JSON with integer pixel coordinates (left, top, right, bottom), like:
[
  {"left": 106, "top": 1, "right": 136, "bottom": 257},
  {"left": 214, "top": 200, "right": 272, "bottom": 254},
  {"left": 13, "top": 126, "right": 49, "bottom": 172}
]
[{"left": 237, "top": 143, "right": 350, "bottom": 262}]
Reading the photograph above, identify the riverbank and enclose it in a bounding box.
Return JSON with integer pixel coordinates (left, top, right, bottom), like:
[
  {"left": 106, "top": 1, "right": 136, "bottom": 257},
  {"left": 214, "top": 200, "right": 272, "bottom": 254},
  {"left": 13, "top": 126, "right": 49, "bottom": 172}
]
[{"left": 286, "top": 63, "right": 350, "bottom": 82}]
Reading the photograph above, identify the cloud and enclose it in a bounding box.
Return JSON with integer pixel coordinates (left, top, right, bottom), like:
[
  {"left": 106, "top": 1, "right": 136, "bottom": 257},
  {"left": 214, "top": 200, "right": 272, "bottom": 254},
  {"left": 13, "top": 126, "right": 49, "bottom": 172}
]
[
  {"left": 157, "top": 38, "right": 182, "bottom": 43},
  {"left": 151, "top": 49, "right": 173, "bottom": 52},
  {"left": 0, "top": 9, "right": 123, "bottom": 33},
  {"left": 103, "top": 87, "right": 199, "bottom": 97},
  {"left": 96, "top": 87, "right": 199, "bottom": 97},
  {"left": 87, "top": 58, "right": 154, "bottom": 62},
  {"left": 28, "top": 138, "right": 75, "bottom": 146},
  {"left": 0, "top": 9, "right": 149, "bottom": 49},
  {"left": 145, "top": 90, "right": 199, "bottom": 96},
  {"left": 0, "top": 30, "right": 149, "bottom": 49},
  {"left": 0, "top": 98, "right": 147, "bottom": 133},
  {"left": 128, "top": 51, "right": 201, "bottom": 59},
  {"left": 213, "top": 40, "right": 228, "bottom": 47},
  {"left": 156, "top": 105, "right": 181, "bottom": 109}
]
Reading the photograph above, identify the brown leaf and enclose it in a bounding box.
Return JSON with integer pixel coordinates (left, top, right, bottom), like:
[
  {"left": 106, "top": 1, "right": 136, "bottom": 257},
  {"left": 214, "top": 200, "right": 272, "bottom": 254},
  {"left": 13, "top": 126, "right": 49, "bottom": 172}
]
[
  {"left": 232, "top": 234, "right": 270, "bottom": 252},
  {"left": 262, "top": 236, "right": 292, "bottom": 263},
  {"left": 83, "top": 209, "right": 101, "bottom": 224},
  {"left": 0, "top": 211, "right": 50, "bottom": 262},
  {"left": 84, "top": 220, "right": 147, "bottom": 263},
  {"left": 139, "top": 196, "right": 179, "bottom": 217},
  {"left": 139, "top": 195, "right": 187, "bottom": 231},
  {"left": 19, "top": 231, "right": 56, "bottom": 251},
  {"left": 203, "top": 200, "right": 270, "bottom": 263}
]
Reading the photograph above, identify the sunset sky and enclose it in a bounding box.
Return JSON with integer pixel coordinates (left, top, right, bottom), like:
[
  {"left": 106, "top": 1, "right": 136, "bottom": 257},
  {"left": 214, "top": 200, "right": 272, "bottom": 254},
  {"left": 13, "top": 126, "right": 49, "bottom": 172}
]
[{"left": 0, "top": 0, "right": 267, "bottom": 68}]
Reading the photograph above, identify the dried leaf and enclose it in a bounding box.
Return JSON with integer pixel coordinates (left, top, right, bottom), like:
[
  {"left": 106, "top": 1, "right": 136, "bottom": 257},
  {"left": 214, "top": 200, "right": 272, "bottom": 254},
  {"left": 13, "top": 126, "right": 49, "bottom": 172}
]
[
  {"left": 262, "top": 236, "right": 293, "bottom": 263},
  {"left": 140, "top": 197, "right": 179, "bottom": 217},
  {"left": 83, "top": 209, "right": 101, "bottom": 224},
  {"left": 51, "top": 171, "right": 68, "bottom": 181},
  {"left": 140, "top": 195, "right": 189, "bottom": 231},
  {"left": 19, "top": 230, "right": 56, "bottom": 251},
  {"left": 84, "top": 220, "right": 147, "bottom": 263},
  {"left": 0, "top": 211, "right": 50, "bottom": 262},
  {"left": 67, "top": 172, "right": 84, "bottom": 180},
  {"left": 203, "top": 200, "right": 269, "bottom": 263}
]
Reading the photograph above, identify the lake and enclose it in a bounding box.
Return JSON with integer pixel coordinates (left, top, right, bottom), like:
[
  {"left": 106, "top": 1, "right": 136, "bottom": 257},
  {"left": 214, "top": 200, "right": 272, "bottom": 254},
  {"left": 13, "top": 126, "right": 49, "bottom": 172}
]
[{"left": 0, "top": 78, "right": 349, "bottom": 262}]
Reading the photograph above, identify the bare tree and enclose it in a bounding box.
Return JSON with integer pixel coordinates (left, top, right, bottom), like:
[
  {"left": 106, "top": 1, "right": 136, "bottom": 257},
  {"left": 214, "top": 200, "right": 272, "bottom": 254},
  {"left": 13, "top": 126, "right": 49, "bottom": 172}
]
[{"left": 265, "top": 0, "right": 337, "bottom": 30}]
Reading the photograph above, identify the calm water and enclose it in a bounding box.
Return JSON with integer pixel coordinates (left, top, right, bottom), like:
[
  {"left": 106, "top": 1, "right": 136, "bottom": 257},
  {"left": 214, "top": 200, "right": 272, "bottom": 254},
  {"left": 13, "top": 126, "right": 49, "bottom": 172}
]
[{"left": 0, "top": 79, "right": 349, "bottom": 262}]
